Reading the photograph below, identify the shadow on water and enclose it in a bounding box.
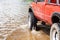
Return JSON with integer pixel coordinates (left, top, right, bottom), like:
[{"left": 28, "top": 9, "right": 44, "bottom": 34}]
[{"left": 36, "top": 24, "right": 50, "bottom": 36}]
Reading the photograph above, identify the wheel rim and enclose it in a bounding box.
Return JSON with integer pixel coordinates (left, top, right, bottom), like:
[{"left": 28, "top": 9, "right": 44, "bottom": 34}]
[{"left": 53, "top": 30, "right": 58, "bottom": 40}]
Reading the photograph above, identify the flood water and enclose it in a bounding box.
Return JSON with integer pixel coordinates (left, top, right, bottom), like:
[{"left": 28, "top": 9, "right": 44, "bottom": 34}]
[
  {"left": 0, "top": 0, "right": 50, "bottom": 40},
  {"left": 6, "top": 25, "right": 50, "bottom": 40}
]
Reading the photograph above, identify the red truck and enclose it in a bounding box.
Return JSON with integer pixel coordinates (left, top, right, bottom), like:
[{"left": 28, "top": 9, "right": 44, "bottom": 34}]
[{"left": 28, "top": 0, "right": 60, "bottom": 40}]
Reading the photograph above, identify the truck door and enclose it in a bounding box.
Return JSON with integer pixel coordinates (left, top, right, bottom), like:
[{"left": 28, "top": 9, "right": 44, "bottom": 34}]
[
  {"left": 37, "top": 0, "right": 45, "bottom": 20},
  {"left": 45, "top": 0, "right": 57, "bottom": 24}
]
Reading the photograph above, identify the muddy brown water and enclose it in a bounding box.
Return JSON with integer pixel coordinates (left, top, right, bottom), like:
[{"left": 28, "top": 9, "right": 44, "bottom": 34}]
[{"left": 6, "top": 25, "right": 50, "bottom": 40}]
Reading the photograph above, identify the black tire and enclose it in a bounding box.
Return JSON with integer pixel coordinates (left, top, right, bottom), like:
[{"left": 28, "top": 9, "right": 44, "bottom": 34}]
[
  {"left": 28, "top": 12, "right": 37, "bottom": 31},
  {"left": 50, "top": 23, "right": 60, "bottom": 40}
]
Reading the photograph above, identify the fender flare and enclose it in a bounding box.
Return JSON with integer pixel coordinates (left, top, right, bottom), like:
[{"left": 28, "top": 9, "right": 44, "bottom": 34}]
[
  {"left": 29, "top": 6, "right": 33, "bottom": 12},
  {"left": 51, "top": 12, "right": 60, "bottom": 23},
  {"left": 51, "top": 12, "right": 60, "bottom": 19}
]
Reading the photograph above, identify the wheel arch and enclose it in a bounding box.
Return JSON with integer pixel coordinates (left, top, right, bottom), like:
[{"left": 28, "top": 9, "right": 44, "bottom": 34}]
[
  {"left": 29, "top": 7, "right": 33, "bottom": 12},
  {"left": 51, "top": 12, "right": 60, "bottom": 23}
]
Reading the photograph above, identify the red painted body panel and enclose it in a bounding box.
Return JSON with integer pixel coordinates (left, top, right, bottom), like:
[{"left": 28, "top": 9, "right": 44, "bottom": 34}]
[{"left": 30, "top": 0, "right": 60, "bottom": 25}]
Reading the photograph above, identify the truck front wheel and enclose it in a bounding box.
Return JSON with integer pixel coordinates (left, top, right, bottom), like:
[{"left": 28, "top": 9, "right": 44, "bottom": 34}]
[
  {"left": 28, "top": 12, "right": 37, "bottom": 31},
  {"left": 50, "top": 23, "right": 60, "bottom": 40}
]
